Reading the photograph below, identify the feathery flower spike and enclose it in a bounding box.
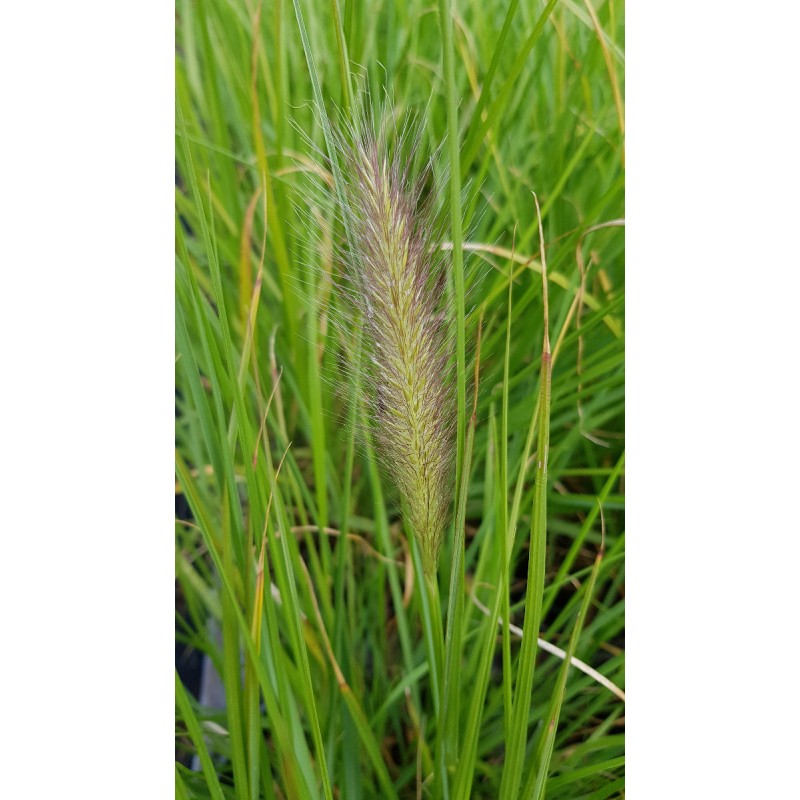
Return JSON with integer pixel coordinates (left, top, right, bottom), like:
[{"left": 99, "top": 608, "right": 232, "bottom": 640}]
[{"left": 335, "top": 120, "right": 454, "bottom": 578}]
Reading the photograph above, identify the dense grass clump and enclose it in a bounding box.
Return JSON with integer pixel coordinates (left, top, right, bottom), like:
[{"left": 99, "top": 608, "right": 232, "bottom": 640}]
[{"left": 175, "top": 0, "right": 625, "bottom": 797}]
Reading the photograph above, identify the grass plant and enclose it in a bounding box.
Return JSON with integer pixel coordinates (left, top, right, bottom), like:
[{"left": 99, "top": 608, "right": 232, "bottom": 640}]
[{"left": 175, "top": 0, "right": 625, "bottom": 796}]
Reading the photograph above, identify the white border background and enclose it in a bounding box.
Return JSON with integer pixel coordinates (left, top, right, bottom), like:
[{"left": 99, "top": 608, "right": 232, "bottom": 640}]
[
  {"left": 1, "top": 2, "right": 174, "bottom": 795},
  {"left": 2, "top": 0, "right": 799, "bottom": 796}
]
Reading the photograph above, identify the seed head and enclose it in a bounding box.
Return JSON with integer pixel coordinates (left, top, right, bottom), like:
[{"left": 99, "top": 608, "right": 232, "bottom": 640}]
[{"left": 334, "top": 120, "right": 454, "bottom": 577}]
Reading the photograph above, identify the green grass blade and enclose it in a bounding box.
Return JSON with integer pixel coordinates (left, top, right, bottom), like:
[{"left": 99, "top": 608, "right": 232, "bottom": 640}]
[
  {"left": 176, "top": 451, "right": 317, "bottom": 799},
  {"left": 523, "top": 544, "right": 605, "bottom": 799},
  {"left": 438, "top": 0, "right": 466, "bottom": 492},
  {"left": 440, "top": 397, "right": 475, "bottom": 792},
  {"left": 499, "top": 197, "right": 552, "bottom": 800},
  {"left": 340, "top": 686, "right": 400, "bottom": 800},
  {"left": 460, "top": 0, "right": 560, "bottom": 178},
  {"left": 175, "top": 671, "right": 227, "bottom": 800}
]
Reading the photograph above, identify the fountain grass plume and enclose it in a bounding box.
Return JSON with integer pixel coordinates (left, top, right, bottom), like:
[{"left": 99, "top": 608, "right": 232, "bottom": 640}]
[{"left": 332, "top": 116, "right": 455, "bottom": 579}]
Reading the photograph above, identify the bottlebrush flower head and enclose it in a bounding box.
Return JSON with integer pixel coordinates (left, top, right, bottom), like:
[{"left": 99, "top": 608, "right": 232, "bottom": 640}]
[{"left": 332, "top": 117, "right": 455, "bottom": 578}]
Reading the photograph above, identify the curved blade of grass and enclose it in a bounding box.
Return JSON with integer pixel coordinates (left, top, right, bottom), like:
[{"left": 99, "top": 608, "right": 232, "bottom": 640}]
[
  {"left": 468, "top": 0, "right": 519, "bottom": 135},
  {"left": 542, "top": 451, "right": 624, "bottom": 618},
  {"left": 182, "top": 84, "right": 337, "bottom": 798},
  {"left": 372, "top": 662, "right": 430, "bottom": 727},
  {"left": 178, "top": 110, "right": 330, "bottom": 798},
  {"left": 219, "top": 489, "right": 250, "bottom": 800},
  {"left": 545, "top": 755, "right": 625, "bottom": 794},
  {"left": 330, "top": 334, "right": 363, "bottom": 800},
  {"left": 468, "top": 592, "right": 625, "bottom": 702},
  {"left": 441, "top": 316, "right": 483, "bottom": 789},
  {"left": 460, "top": 0, "right": 560, "bottom": 178},
  {"left": 339, "top": 686, "right": 399, "bottom": 800},
  {"left": 176, "top": 451, "right": 317, "bottom": 799},
  {"left": 174, "top": 765, "right": 190, "bottom": 800},
  {"left": 246, "top": 3, "right": 298, "bottom": 346},
  {"left": 498, "top": 194, "right": 551, "bottom": 800},
  {"left": 450, "top": 575, "right": 504, "bottom": 800},
  {"left": 500, "top": 244, "right": 514, "bottom": 737},
  {"left": 497, "top": 435, "right": 548, "bottom": 800},
  {"left": 290, "top": 0, "right": 352, "bottom": 242},
  {"left": 522, "top": 542, "right": 605, "bottom": 799},
  {"left": 300, "top": 557, "right": 399, "bottom": 799},
  {"left": 258, "top": 450, "right": 334, "bottom": 800},
  {"left": 329, "top": 0, "right": 352, "bottom": 110},
  {"left": 175, "top": 671, "right": 227, "bottom": 800},
  {"left": 363, "top": 431, "right": 419, "bottom": 705},
  {"left": 438, "top": 0, "right": 466, "bottom": 493}
]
